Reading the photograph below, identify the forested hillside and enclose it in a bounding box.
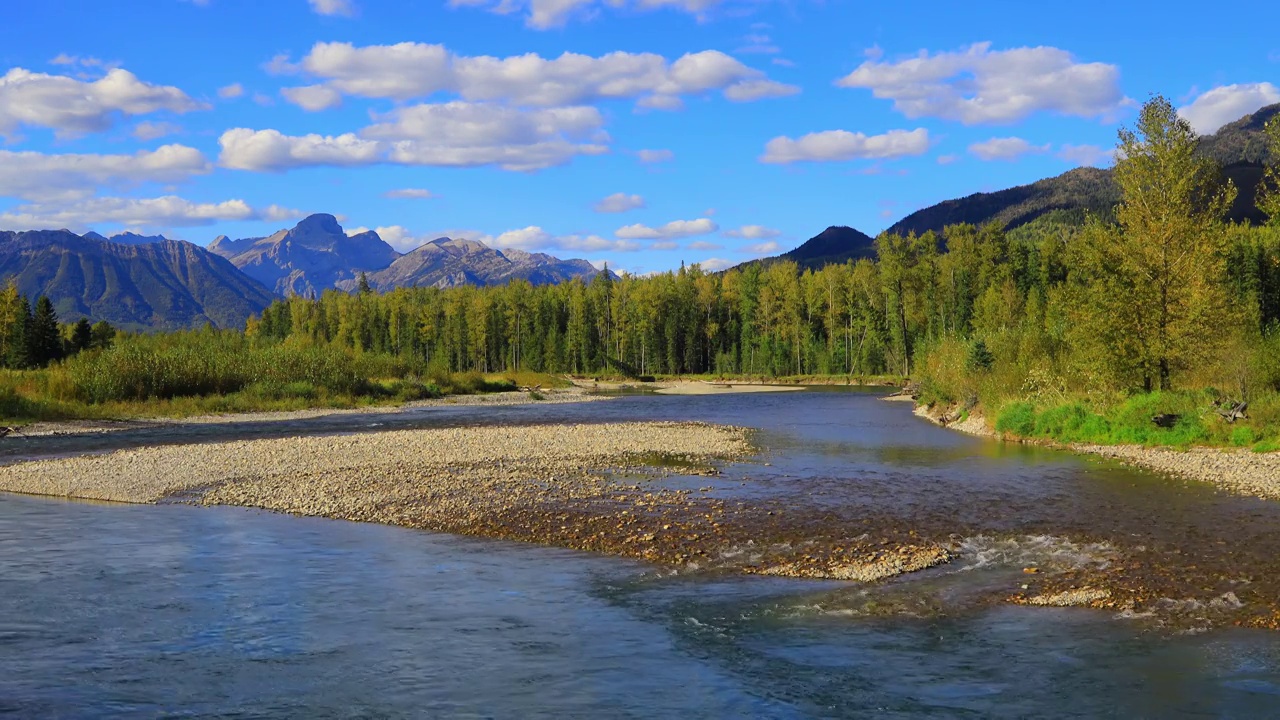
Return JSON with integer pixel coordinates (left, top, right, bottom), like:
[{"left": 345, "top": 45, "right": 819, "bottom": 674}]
[{"left": 888, "top": 103, "right": 1280, "bottom": 237}]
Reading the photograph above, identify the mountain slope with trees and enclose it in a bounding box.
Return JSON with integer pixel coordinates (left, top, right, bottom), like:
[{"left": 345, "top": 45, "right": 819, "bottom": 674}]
[
  {"left": 0, "top": 231, "right": 277, "bottom": 330},
  {"left": 887, "top": 103, "right": 1279, "bottom": 237}
]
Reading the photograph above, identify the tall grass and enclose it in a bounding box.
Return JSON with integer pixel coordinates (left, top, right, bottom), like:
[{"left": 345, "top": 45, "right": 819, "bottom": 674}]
[
  {"left": 992, "top": 390, "right": 1280, "bottom": 450},
  {"left": 0, "top": 331, "right": 567, "bottom": 424}
]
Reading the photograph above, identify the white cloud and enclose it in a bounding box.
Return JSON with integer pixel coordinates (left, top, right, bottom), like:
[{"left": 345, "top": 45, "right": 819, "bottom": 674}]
[
  {"left": 489, "top": 226, "right": 641, "bottom": 253},
  {"left": 740, "top": 241, "right": 780, "bottom": 255},
  {"left": 133, "top": 121, "right": 182, "bottom": 140},
  {"left": 0, "top": 145, "right": 211, "bottom": 202},
  {"left": 280, "top": 84, "right": 343, "bottom": 111},
  {"left": 450, "top": 0, "right": 732, "bottom": 29},
  {"left": 688, "top": 240, "right": 723, "bottom": 250},
  {"left": 593, "top": 192, "right": 645, "bottom": 213},
  {"left": 0, "top": 67, "right": 205, "bottom": 136},
  {"left": 936, "top": 154, "right": 959, "bottom": 165},
  {"left": 0, "top": 196, "right": 301, "bottom": 231},
  {"left": 367, "top": 102, "right": 609, "bottom": 171},
  {"left": 723, "top": 79, "right": 798, "bottom": 102},
  {"left": 368, "top": 225, "right": 423, "bottom": 251},
  {"left": 218, "top": 128, "right": 381, "bottom": 171},
  {"left": 1179, "top": 83, "right": 1280, "bottom": 134},
  {"left": 836, "top": 42, "right": 1126, "bottom": 125},
  {"left": 968, "top": 136, "right": 1050, "bottom": 161},
  {"left": 760, "top": 128, "right": 930, "bottom": 163},
  {"left": 697, "top": 258, "right": 734, "bottom": 271},
  {"left": 309, "top": 0, "right": 358, "bottom": 16},
  {"left": 219, "top": 101, "right": 609, "bottom": 173},
  {"left": 275, "top": 42, "right": 796, "bottom": 110},
  {"left": 384, "top": 188, "right": 435, "bottom": 199},
  {"left": 374, "top": 225, "right": 640, "bottom": 254},
  {"left": 217, "top": 83, "right": 245, "bottom": 99},
  {"left": 636, "top": 148, "right": 674, "bottom": 163},
  {"left": 616, "top": 218, "right": 717, "bottom": 239},
  {"left": 650, "top": 240, "right": 678, "bottom": 250},
  {"left": 723, "top": 224, "right": 779, "bottom": 239},
  {"left": 1057, "top": 143, "right": 1115, "bottom": 167}
]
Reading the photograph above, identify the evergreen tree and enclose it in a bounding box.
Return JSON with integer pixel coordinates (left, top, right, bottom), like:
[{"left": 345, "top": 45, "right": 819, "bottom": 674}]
[
  {"left": 90, "top": 320, "right": 116, "bottom": 350},
  {"left": 28, "top": 296, "right": 64, "bottom": 366},
  {"left": 358, "top": 272, "right": 373, "bottom": 294},
  {"left": 5, "top": 295, "right": 32, "bottom": 369},
  {"left": 70, "top": 318, "right": 93, "bottom": 354}
]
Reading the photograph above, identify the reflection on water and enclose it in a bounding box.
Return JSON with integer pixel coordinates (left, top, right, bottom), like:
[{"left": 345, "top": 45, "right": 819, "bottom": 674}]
[{"left": 5, "top": 388, "right": 1280, "bottom": 716}]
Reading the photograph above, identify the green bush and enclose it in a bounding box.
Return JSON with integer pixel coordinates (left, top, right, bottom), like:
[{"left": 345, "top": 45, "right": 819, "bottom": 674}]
[
  {"left": 995, "top": 401, "right": 1037, "bottom": 436},
  {"left": 1231, "top": 425, "right": 1257, "bottom": 447}
]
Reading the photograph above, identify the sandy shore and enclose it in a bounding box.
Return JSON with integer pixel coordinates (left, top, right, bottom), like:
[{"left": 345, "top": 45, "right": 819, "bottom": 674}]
[
  {"left": 12, "top": 387, "right": 602, "bottom": 438},
  {"left": 907, "top": 399, "right": 1280, "bottom": 500}
]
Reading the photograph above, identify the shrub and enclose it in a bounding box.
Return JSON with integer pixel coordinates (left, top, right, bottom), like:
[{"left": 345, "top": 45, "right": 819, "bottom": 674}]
[{"left": 995, "top": 401, "right": 1037, "bottom": 437}]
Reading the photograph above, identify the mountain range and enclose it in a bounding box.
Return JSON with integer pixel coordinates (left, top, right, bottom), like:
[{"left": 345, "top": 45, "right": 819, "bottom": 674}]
[
  {"left": 0, "top": 215, "right": 607, "bottom": 329},
  {"left": 1, "top": 103, "right": 1275, "bottom": 330},
  {"left": 0, "top": 230, "right": 276, "bottom": 331}
]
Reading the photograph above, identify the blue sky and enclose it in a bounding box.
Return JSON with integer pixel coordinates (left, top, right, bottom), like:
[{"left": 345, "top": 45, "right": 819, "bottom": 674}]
[{"left": 1, "top": 0, "right": 1277, "bottom": 274}]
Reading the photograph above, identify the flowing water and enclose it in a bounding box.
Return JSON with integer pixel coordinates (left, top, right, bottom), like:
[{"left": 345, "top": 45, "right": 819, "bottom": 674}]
[{"left": 4, "top": 389, "right": 1280, "bottom": 717}]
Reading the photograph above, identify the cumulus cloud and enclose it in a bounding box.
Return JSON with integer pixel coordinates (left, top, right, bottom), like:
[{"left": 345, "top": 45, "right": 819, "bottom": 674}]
[
  {"left": 218, "top": 101, "right": 609, "bottom": 173},
  {"left": 722, "top": 224, "right": 779, "bottom": 239},
  {"left": 616, "top": 218, "right": 717, "bottom": 239},
  {"left": 383, "top": 188, "right": 435, "bottom": 199},
  {"left": 274, "top": 42, "right": 796, "bottom": 111},
  {"left": 133, "top": 121, "right": 182, "bottom": 140},
  {"left": 650, "top": 241, "right": 678, "bottom": 250},
  {"left": 760, "top": 128, "right": 929, "bottom": 163},
  {"left": 740, "top": 241, "right": 779, "bottom": 255},
  {"left": 449, "top": 0, "right": 731, "bottom": 29},
  {"left": 367, "top": 102, "right": 609, "bottom": 171},
  {"left": 309, "top": 0, "right": 358, "bottom": 15},
  {"left": 636, "top": 148, "right": 674, "bottom": 163},
  {"left": 836, "top": 42, "right": 1127, "bottom": 125},
  {"left": 697, "top": 258, "right": 734, "bottom": 271},
  {"left": 0, "top": 196, "right": 301, "bottom": 231},
  {"left": 1057, "top": 143, "right": 1115, "bottom": 167},
  {"left": 372, "top": 225, "right": 640, "bottom": 254},
  {"left": 1179, "top": 83, "right": 1280, "bottom": 134},
  {"left": 688, "top": 240, "right": 723, "bottom": 250},
  {"left": 968, "top": 136, "right": 1050, "bottom": 161},
  {"left": 217, "top": 83, "right": 245, "bottom": 99},
  {"left": 0, "top": 145, "right": 211, "bottom": 202},
  {"left": 0, "top": 67, "right": 205, "bottom": 136},
  {"left": 218, "top": 128, "right": 381, "bottom": 171},
  {"left": 486, "top": 226, "right": 641, "bottom": 253},
  {"left": 280, "top": 84, "right": 343, "bottom": 111},
  {"left": 593, "top": 192, "right": 645, "bottom": 213},
  {"left": 936, "top": 154, "right": 959, "bottom": 165}
]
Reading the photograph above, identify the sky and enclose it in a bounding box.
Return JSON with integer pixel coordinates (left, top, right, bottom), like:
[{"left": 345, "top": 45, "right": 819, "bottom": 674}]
[{"left": 0, "top": 0, "right": 1277, "bottom": 275}]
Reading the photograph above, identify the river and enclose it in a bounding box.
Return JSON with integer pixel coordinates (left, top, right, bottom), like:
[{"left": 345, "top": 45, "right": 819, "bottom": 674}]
[{"left": 3, "top": 388, "right": 1280, "bottom": 717}]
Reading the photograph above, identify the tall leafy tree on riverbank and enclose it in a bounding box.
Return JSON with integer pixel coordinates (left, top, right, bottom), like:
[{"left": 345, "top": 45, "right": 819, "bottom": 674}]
[{"left": 1070, "top": 96, "right": 1238, "bottom": 391}]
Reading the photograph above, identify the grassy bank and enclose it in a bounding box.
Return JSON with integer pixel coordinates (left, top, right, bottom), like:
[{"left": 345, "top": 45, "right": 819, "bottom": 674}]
[
  {"left": 987, "top": 393, "right": 1280, "bottom": 452},
  {"left": 0, "top": 331, "right": 571, "bottom": 425}
]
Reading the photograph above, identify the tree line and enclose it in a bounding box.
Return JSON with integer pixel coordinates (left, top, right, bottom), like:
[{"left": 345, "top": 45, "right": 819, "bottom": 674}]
[
  {"left": 246, "top": 97, "right": 1280, "bottom": 402},
  {"left": 0, "top": 283, "right": 116, "bottom": 369}
]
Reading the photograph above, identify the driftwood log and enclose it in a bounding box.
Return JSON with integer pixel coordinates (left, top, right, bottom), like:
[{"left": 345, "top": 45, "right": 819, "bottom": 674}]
[{"left": 1213, "top": 399, "right": 1249, "bottom": 424}]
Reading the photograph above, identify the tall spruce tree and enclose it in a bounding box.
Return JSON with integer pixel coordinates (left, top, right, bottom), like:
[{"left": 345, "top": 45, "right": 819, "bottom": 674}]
[
  {"left": 28, "top": 296, "right": 63, "bottom": 367},
  {"left": 1070, "top": 95, "right": 1237, "bottom": 391},
  {"left": 6, "top": 295, "right": 32, "bottom": 369},
  {"left": 70, "top": 318, "right": 93, "bottom": 354}
]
